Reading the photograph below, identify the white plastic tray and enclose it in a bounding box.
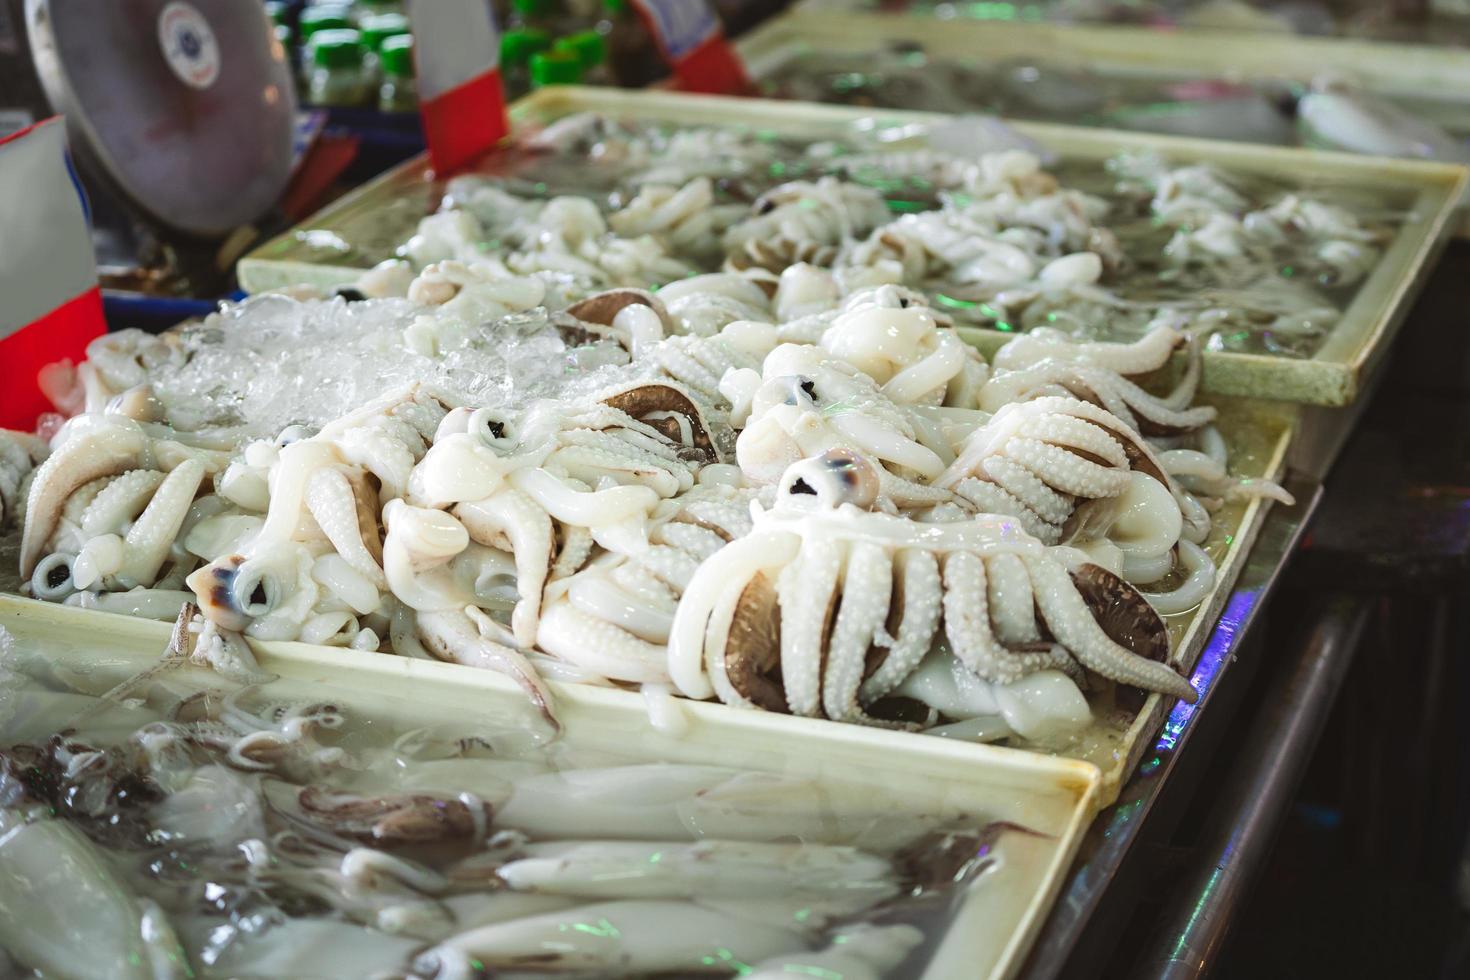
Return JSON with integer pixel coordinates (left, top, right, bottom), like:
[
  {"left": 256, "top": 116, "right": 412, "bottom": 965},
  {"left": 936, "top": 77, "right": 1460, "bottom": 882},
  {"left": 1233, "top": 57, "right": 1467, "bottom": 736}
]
[
  {"left": 742, "top": 10, "right": 1470, "bottom": 132},
  {"left": 0, "top": 390, "right": 1292, "bottom": 804},
  {"left": 0, "top": 593, "right": 1098, "bottom": 980},
  {"left": 238, "top": 86, "right": 1466, "bottom": 406}
]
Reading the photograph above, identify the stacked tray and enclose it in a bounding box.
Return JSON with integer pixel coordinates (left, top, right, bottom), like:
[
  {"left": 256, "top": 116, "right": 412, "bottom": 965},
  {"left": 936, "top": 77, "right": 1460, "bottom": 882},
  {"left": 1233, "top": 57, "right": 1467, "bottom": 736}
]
[
  {"left": 739, "top": 10, "right": 1470, "bottom": 246},
  {"left": 0, "top": 397, "right": 1292, "bottom": 796},
  {"left": 3, "top": 82, "right": 1440, "bottom": 978},
  {"left": 238, "top": 87, "right": 1466, "bottom": 406},
  {"left": 741, "top": 10, "right": 1470, "bottom": 144},
  {"left": 0, "top": 594, "right": 1098, "bottom": 980}
]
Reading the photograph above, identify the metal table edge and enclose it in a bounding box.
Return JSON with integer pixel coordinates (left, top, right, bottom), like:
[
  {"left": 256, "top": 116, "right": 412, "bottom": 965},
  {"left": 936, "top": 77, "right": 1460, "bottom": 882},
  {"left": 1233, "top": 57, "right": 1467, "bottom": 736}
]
[{"left": 1015, "top": 472, "right": 1324, "bottom": 980}]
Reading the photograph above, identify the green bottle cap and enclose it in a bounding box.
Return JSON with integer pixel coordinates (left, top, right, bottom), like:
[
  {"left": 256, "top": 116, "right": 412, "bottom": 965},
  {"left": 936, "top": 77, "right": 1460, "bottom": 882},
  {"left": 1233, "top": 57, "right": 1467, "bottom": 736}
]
[
  {"left": 603, "top": 0, "right": 628, "bottom": 12},
  {"left": 501, "top": 28, "right": 551, "bottom": 67},
  {"left": 530, "top": 50, "right": 582, "bottom": 87},
  {"left": 299, "top": 6, "right": 353, "bottom": 36},
  {"left": 311, "top": 29, "right": 365, "bottom": 67},
  {"left": 512, "top": 0, "right": 548, "bottom": 14},
  {"left": 555, "top": 31, "right": 606, "bottom": 70},
  {"left": 359, "top": 12, "right": 410, "bottom": 51},
  {"left": 379, "top": 34, "right": 415, "bottom": 77}
]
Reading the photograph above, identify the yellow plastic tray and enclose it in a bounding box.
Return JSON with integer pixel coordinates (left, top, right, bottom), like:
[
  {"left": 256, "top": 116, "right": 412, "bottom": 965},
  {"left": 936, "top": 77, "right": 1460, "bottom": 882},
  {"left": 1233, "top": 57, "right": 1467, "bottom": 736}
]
[
  {"left": 744, "top": 10, "right": 1470, "bottom": 130},
  {"left": 238, "top": 87, "right": 1466, "bottom": 406},
  {"left": 0, "top": 391, "right": 1292, "bottom": 804},
  {"left": 1103, "top": 396, "right": 1294, "bottom": 791},
  {"left": 742, "top": 9, "right": 1470, "bottom": 241},
  {"left": 0, "top": 593, "right": 1098, "bottom": 980}
]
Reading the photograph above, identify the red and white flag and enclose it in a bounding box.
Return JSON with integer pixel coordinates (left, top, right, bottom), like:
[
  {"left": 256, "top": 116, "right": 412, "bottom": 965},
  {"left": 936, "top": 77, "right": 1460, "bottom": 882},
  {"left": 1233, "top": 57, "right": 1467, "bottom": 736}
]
[
  {"left": 405, "top": 0, "right": 509, "bottom": 175},
  {"left": 0, "top": 117, "right": 104, "bottom": 430},
  {"left": 630, "top": 0, "right": 750, "bottom": 96}
]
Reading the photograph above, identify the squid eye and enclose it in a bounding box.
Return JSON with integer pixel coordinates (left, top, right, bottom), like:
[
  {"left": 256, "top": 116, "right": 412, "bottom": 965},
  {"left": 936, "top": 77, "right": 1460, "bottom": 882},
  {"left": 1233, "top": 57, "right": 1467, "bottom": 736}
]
[
  {"left": 469, "top": 408, "right": 516, "bottom": 449},
  {"left": 276, "top": 424, "right": 315, "bottom": 447},
  {"left": 231, "top": 563, "right": 277, "bottom": 619},
  {"left": 777, "top": 449, "right": 881, "bottom": 510},
  {"left": 773, "top": 376, "right": 819, "bottom": 408},
  {"left": 31, "top": 553, "right": 76, "bottom": 602}
]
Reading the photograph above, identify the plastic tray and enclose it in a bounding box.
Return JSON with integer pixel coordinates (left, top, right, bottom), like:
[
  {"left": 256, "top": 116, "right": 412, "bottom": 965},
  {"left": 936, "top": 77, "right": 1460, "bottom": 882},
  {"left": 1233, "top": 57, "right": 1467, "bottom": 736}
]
[
  {"left": 742, "top": 10, "right": 1470, "bottom": 135},
  {"left": 740, "top": 10, "right": 1470, "bottom": 241},
  {"left": 0, "top": 593, "right": 1098, "bottom": 980},
  {"left": 0, "top": 390, "right": 1292, "bottom": 805},
  {"left": 237, "top": 86, "right": 1466, "bottom": 406},
  {"left": 1087, "top": 395, "right": 1295, "bottom": 796}
]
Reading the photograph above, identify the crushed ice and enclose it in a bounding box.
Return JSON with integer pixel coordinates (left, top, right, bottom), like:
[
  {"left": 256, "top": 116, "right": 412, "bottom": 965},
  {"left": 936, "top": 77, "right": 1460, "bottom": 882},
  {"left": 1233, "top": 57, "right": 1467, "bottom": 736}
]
[{"left": 144, "top": 295, "right": 629, "bottom": 441}]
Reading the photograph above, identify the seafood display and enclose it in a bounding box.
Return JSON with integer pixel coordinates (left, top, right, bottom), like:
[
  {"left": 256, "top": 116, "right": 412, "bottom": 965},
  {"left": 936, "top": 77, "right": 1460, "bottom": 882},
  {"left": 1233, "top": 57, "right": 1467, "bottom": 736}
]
[
  {"left": 798, "top": 0, "right": 1470, "bottom": 47},
  {"left": 4, "top": 233, "right": 1292, "bottom": 757},
  {"left": 759, "top": 47, "right": 1470, "bottom": 166},
  {"left": 0, "top": 611, "right": 1073, "bottom": 979},
  {"left": 264, "top": 111, "right": 1406, "bottom": 362}
]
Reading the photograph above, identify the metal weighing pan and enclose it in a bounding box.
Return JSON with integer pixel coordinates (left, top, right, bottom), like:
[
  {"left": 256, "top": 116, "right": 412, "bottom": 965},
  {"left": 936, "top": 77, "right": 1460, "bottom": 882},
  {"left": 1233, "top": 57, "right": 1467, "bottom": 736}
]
[
  {"left": 23, "top": 0, "right": 295, "bottom": 239},
  {"left": 0, "top": 594, "right": 1099, "bottom": 980},
  {"left": 238, "top": 87, "right": 1466, "bottom": 406}
]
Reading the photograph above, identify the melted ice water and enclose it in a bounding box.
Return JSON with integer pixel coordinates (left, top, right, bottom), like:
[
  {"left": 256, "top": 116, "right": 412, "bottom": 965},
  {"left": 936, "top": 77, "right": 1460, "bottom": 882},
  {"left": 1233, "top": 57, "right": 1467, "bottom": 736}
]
[{"left": 0, "top": 623, "right": 1072, "bottom": 980}]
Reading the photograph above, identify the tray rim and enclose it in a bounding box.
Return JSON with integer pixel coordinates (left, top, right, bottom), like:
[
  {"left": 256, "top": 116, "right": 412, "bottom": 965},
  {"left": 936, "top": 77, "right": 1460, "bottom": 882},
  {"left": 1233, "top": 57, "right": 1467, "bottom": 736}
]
[
  {"left": 741, "top": 9, "right": 1470, "bottom": 104},
  {"left": 238, "top": 85, "right": 1468, "bottom": 406},
  {"left": 0, "top": 591, "right": 1099, "bottom": 980},
  {"left": 1106, "top": 399, "right": 1295, "bottom": 793}
]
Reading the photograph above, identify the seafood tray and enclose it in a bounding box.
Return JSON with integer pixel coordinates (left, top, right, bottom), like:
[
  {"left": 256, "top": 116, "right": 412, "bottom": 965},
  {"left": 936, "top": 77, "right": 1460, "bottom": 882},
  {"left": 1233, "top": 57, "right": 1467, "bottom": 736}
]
[
  {"left": 0, "top": 390, "right": 1293, "bottom": 803},
  {"left": 1061, "top": 395, "right": 1294, "bottom": 794},
  {"left": 237, "top": 86, "right": 1466, "bottom": 406},
  {"left": 741, "top": 11, "right": 1470, "bottom": 143},
  {"left": 0, "top": 593, "right": 1099, "bottom": 980}
]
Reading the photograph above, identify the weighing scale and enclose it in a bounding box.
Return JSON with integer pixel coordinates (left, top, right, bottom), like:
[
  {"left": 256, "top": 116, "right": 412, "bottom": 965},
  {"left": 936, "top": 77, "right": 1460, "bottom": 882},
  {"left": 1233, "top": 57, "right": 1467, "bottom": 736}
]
[{"left": 0, "top": 0, "right": 297, "bottom": 297}]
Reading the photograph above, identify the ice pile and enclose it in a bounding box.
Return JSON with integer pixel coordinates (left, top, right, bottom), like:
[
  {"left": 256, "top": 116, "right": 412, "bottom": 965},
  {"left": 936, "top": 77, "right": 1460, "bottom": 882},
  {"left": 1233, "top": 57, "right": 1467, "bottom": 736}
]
[{"left": 144, "top": 295, "right": 625, "bottom": 442}]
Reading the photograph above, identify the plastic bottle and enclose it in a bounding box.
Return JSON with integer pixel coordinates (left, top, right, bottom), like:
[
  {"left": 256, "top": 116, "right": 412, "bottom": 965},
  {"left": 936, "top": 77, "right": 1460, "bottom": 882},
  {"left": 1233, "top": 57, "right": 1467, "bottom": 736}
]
[
  {"left": 530, "top": 49, "right": 583, "bottom": 88},
  {"left": 308, "top": 29, "right": 370, "bottom": 106},
  {"left": 508, "top": 0, "right": 573, "bottom": 34},
  {"left": 360, "top": 13, "right": 409, "bottom": 52},
  {"left": 564, "top": 0, "right": 604, "bottom": 23},
  {"left": 553, "top": 30, "right": 610, "bottom": 85},
  {"left": 378, "top": 35, "right": 417, "bottom": 112},
  {"left": 602, "top": 0, "right": 667, "bottom": 88},
  {"left": 359, "top": 12, "right": 410, "bottom": 85},
  {"left": 501, "top": 28, "right": 553, "bottom": 101},
  {"left": 353, "top": 0, "right": 405, "bottom": 21},
  {"left": 299, "top": 5, "right": 353, "bottom": 41}
]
